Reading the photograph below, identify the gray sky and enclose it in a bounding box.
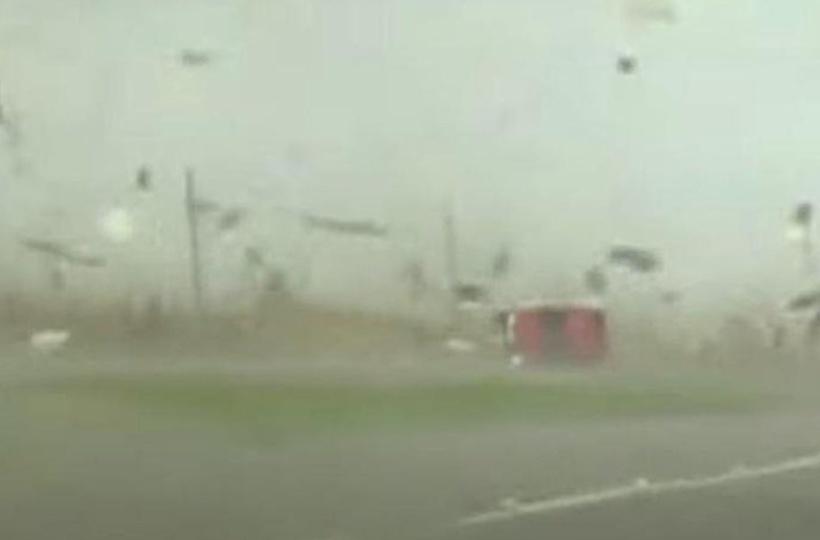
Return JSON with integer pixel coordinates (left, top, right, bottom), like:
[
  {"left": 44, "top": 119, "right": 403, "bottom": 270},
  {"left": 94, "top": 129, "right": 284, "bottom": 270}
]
[{"left": 0, "top": 0, "right": 818, "bottom": 316}]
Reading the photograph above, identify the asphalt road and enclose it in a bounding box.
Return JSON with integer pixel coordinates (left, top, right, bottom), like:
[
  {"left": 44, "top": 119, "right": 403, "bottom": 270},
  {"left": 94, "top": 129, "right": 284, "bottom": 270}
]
[
  {"left": 2, "top": 352, "right": 820, "bottom": 540},
  {"left": 447, "top": 471, "right": 820, "bottom": 540}
]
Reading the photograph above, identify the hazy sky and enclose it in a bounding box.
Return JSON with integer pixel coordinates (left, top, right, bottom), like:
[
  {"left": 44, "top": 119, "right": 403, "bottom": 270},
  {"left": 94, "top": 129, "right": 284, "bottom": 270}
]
[{"left": 1, "top": 0, "right": 819, "bottom": 316}]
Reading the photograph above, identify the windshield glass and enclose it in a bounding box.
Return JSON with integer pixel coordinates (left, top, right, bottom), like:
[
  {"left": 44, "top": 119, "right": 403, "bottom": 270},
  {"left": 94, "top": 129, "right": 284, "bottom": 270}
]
[{"left": 1, "top": 2, "right": 818, "bottom": 539}]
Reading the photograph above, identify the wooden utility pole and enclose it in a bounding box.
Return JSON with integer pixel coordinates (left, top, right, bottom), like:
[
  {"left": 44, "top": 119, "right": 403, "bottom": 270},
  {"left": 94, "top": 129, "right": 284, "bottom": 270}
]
[{"left": 185, "top": 168, "right": 204, "bottom": 314}]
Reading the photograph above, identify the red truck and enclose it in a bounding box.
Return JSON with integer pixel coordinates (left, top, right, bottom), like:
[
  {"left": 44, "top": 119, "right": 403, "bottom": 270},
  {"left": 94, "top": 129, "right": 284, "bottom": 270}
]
[{"left": 499, "top": 300, "right": 608, "bottom": 366}]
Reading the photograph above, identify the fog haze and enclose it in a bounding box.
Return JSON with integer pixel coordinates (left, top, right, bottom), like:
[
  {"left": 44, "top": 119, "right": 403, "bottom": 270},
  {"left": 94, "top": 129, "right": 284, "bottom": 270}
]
[{"left": 0, "top": 0, "right": 818, "bottom": 317}]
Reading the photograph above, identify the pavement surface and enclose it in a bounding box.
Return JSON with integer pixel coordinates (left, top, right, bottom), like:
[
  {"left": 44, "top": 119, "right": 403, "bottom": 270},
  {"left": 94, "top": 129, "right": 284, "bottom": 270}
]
[{"left": 1, "top": 347, "right": 820, "bottom": 540}]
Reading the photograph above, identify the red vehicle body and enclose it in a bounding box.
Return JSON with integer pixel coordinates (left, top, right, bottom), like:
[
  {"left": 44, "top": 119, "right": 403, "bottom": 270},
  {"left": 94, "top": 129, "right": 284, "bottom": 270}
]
[{"left": 500, "top": 300, "right": 608, "bottom": 365}]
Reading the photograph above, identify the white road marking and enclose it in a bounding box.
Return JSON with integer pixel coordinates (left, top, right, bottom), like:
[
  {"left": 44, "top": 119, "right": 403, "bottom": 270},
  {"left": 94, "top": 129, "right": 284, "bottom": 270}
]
[{"left": 458, "top": 451, "right": 820, "bottom": 527}]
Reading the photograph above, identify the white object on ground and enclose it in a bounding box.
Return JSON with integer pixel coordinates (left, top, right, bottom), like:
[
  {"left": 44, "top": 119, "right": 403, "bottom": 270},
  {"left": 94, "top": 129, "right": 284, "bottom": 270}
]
[
  {"left": 509, "top": 355, "right": 524, "bottom": 369},
  {"left": 29, "top": 330, "right": 71, "bottom": 354},
  {"left": 99, "top": 207, "right": 135, "bottom": 244},
  {"left": 459, "top": 451, "right": 820, "bottom": 527},
  {"left": 445, "top": 338, "right": 477, "bottom": 353}
]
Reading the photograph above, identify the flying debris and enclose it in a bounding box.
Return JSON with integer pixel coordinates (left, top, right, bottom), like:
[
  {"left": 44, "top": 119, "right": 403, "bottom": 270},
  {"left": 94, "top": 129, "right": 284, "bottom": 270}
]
[
  {"left": 453, "top": 282, "right": 489, "bottom": 305},
  {"left": 787, "top": 202, "right": 814, "bottom": 243},
  {"left": 584, "top": 266, "right": 609, "bottom": 295},
  {"left": 787, "top": 289, "right": 820, "bottom": 312},
  {"left": 20, "top": 238, "right": 106, "bottom": 268},
  {"left": 617, "top": 54, "right": 638, "bottom": 74},
  {"left": 787, "top": 202, "right": 818, "bottom": 273},
  {"left": 792, "top": 202, "right": 814, "bottom": 228},
  {"left": 21, "top": 238, "right": 104, "bottom": 293},
  {"left": 136, "top": 166, "right": 152, "bottom": 192},
  {"left": 302, "top": 214, "right": 388, "bottom": 238},
  {"left": 608, "top": 245, "right": 662, "bottom": 273},
  {"left": 217, "top": 208, "right": 246, "bottom": 232},
  {"left": 179, "top": 49, "right": 214, "bottom": 67}
]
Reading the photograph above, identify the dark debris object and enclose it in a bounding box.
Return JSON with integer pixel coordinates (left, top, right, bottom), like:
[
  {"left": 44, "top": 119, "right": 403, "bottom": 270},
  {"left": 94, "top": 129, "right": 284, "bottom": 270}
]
[
  {"left": 21, "top": 238, "right": 106, "bottom": 268},
  {"left": 136, "top": 166, "right": 152, "bottom": 192},
  {"left": 302, "top": 214, "right": 388, "bottom": 238},
  {"left": 608, "top": 245, "right": 662, "bottom": 273},
  {"left": 788, "top": 289, "right": 820, "bottom": 311},
  {"left": 792, "top": 202, "right": 814, "bottom": 227},
  {"left": 617, "top": 55, "right": 638, "bottom": 74},
  {"left": 453, "top": 283, "right": 488, "bottom": 304},
  {"left": 180, "top": 49, "right": 214, "bottom": 67},
  {"left": 584, "top": 266, "right": 609, "bottom": 295}
]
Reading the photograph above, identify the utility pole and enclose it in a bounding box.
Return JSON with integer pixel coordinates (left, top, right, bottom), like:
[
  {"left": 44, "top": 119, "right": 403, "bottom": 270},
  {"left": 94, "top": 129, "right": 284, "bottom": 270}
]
[{"left": 185, "top": 168, "right": 204, "bottom": 314}]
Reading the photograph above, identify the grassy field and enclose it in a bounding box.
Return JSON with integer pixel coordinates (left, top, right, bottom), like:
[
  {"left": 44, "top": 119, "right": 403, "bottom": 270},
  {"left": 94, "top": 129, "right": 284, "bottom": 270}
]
[{"left": 4, "top": 370, "right": 765, "bottom": 448}]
